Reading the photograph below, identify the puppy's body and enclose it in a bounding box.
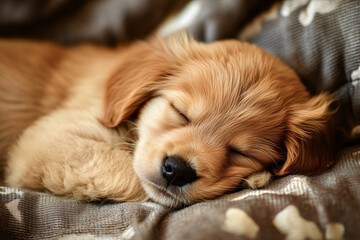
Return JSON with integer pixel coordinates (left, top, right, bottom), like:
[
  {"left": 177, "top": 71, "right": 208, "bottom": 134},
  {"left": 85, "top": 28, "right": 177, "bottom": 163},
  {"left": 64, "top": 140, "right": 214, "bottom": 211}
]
[
  {"left": 0, "top": 37, "right": 335, "bottom": 207},
  {"left": 0, "top": 40, "right": 146, "bottom": 201}
]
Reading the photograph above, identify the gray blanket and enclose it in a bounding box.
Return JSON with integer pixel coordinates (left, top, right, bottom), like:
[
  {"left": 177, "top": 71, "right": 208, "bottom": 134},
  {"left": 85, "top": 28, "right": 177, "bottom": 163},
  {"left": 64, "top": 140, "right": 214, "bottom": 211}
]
[{"left": 1, "top": 143, "right": 360, "bottom": 239}]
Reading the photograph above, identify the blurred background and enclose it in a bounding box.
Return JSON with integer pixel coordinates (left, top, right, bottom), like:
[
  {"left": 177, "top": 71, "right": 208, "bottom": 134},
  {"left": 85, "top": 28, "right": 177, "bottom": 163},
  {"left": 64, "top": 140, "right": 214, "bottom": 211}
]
[
  {"left": 0, "top": 0, "right": 359, "bottom": 136},
  {"left": 0, "top": 0, "right": 277, "bottom": 45}
]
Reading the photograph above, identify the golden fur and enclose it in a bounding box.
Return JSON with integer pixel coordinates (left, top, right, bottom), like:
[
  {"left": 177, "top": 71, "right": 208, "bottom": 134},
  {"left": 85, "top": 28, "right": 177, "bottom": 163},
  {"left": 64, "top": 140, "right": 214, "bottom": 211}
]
[{"left": 0, "top": 36, "right": 335, "bottom": 207}]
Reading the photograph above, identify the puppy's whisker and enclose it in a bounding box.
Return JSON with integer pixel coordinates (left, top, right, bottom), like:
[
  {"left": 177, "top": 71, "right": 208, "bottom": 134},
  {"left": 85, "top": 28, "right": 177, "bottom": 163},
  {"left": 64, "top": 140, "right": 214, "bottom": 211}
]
[
  {"left": 111, "top": 136, "right": 137, "bottom": 143},
  {"left": 121, "top": 119, "right": 138, "bottom": 126},
  {"left": 252, "top": 144, "right": 278, "bottom": 168},
  {"left": 111, "top": 139, "right": 136, "bottom": 145},
  {"left": 248, "top": 159, "right": 262, "bottom": 170},
  {"left": 127, "top": 126, "right": 139, "bottom": 133},
  {"left": 111, "top": 142, "right": 136, "bottom": 152}
]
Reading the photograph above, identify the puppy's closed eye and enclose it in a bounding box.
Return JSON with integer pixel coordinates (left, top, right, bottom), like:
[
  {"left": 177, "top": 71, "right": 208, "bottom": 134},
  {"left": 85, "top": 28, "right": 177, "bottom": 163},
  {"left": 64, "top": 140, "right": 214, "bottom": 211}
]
[
  {"left": 227, "top": 146, "right": 257, "bottom": 161},
  {"left": 170, "top": 103, "right": 190, "bottom": 123}
]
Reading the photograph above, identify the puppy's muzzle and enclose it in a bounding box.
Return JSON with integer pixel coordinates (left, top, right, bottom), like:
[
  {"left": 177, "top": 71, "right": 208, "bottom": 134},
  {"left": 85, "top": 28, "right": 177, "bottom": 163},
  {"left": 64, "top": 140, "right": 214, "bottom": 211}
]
[{"left": 161, "top": 155, "right": 197, "bottom": 187}]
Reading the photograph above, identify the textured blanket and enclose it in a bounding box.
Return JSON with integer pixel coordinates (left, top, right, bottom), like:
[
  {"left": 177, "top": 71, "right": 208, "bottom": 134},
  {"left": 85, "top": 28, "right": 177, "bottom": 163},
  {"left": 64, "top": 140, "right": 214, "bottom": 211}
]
[{"left": 1, "top": 144, "right": 360, "bottom": 239}]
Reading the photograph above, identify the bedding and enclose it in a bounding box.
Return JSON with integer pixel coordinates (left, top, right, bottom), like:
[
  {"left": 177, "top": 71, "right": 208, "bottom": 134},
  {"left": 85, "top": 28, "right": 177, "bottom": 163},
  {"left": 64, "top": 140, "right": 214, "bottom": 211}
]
[
  {"left": 1, "top": 144, "right": 359, "bottom": 239},
  {"left": 0, "top": 0, "right": 359, "bottom": 239}
]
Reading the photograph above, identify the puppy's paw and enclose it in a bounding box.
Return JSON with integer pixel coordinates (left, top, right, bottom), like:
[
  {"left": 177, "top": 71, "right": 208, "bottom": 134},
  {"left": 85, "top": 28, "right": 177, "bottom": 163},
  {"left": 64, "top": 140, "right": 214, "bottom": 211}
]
[{"left": 243, "top": 171, "right": 272, "bottom": 189}]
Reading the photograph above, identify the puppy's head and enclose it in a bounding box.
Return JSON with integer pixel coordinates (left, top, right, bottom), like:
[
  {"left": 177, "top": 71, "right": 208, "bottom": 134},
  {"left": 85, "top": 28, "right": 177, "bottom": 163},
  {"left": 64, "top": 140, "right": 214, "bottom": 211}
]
[{"left": 102, "top": 36, "right": 335, "bottom": 207}]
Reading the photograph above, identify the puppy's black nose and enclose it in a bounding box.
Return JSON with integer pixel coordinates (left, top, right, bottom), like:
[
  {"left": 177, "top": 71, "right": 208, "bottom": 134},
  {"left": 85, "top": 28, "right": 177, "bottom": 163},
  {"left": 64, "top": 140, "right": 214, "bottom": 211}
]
[{"left": 162, "top": 155, "right": 197, "bottom": 187}]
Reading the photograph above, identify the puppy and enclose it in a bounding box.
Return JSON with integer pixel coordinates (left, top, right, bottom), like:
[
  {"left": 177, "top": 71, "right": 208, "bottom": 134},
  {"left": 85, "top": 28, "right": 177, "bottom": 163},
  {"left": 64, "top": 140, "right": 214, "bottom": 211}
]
[{"left": 0, "top": 35, "right": 335, "bottom": 207}]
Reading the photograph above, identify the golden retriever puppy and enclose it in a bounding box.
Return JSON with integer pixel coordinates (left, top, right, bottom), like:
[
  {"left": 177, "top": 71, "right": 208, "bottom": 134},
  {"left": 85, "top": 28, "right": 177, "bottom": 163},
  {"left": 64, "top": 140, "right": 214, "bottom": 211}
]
[{"left": 0, "top": 35, "right": 335, "bottom": 207}]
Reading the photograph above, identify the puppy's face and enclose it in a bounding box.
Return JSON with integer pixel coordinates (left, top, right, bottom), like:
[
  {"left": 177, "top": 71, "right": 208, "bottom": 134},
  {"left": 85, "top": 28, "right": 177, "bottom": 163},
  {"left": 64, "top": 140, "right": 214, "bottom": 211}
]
[{"left": 103, "top": 37, "right": 335, "bottom": 207}]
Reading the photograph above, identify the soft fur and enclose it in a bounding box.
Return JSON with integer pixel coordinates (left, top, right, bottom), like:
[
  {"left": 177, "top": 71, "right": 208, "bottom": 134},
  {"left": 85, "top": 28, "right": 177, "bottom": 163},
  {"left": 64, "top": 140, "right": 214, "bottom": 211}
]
[{"left": 0, "top": 35, "right": 335, "bottom": 207}]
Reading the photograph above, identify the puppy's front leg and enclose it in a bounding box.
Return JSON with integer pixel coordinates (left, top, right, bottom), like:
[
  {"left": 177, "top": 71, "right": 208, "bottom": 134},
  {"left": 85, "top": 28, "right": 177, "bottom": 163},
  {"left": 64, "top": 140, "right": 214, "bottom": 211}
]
[{"left": 5, "top": 109, "right": 146, "bottom": 202}]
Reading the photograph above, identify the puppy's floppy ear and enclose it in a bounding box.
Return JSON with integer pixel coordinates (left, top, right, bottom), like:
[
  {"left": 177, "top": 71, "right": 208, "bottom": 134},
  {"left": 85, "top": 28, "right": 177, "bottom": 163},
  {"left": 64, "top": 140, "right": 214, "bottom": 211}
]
[
  {"left": 102, "top": 41, "right": 173, "bottom": 127},
  {"left": 274, "top": 94, "right": 336, "bottom": 176}
]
